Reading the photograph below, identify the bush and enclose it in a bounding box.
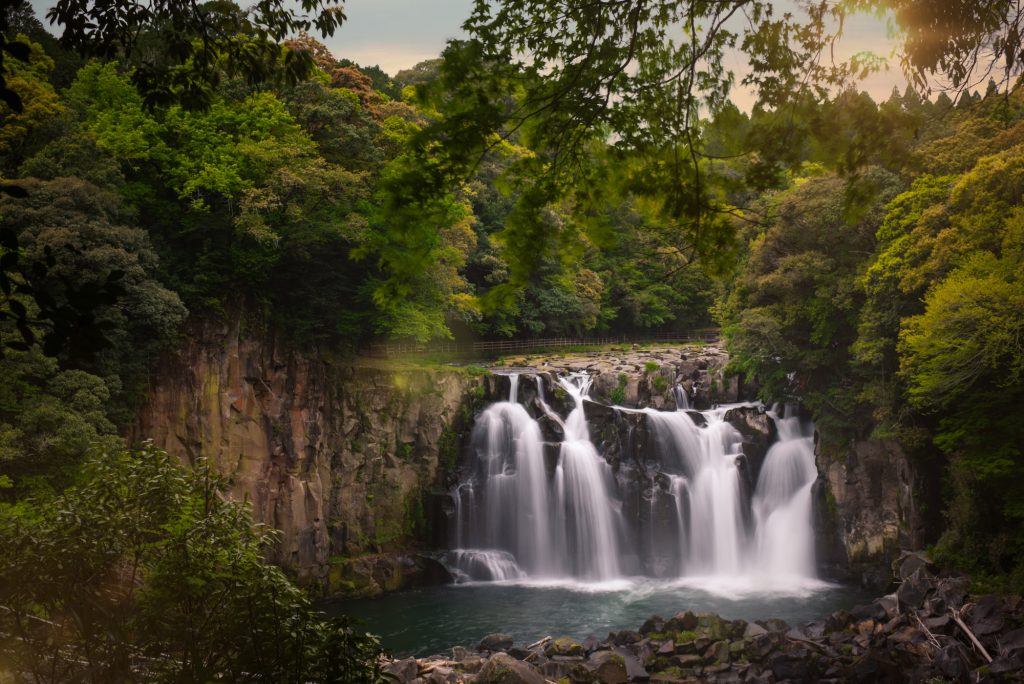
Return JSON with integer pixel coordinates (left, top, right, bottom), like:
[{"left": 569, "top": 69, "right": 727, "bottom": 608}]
[{"left": 0, "top": 443, "right": 389, "bottom": 683}]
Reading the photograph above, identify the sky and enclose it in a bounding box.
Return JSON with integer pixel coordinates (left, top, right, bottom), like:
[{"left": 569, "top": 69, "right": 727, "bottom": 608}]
[{"left": 28, "top": 0, "right": 908, "bottom": 107}]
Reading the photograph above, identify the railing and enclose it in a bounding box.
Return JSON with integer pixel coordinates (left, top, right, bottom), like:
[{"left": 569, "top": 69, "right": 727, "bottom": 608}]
[{"left": 365, "top": 329, "right": 720, "bottom": 358}]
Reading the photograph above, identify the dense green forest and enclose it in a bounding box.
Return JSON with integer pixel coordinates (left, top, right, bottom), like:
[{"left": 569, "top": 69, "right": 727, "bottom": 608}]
[{"left": 1, "top": 0, "right": 1023, "bottom": 679}]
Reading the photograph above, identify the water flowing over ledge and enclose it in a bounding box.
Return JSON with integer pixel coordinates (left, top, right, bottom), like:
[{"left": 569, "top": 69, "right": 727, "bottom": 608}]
[{"left": 446, "top": 371, "right": 821, "bottom": 597}]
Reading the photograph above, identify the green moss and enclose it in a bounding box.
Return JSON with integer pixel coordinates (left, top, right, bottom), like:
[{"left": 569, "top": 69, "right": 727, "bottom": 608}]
[
  {"left": 397, "top": 442, "right": 414, "bottom": 460},
  {"left": 644, "top": 360, "right": 660, "bottom": 374},
  {"left": 652, "top": 375, "right": 668, "bottom": 392},
  {"left": 610, "top": 373, "right": 629, "bottom": 404},
  {"left": 825, "top": 489, "right": 837, "bottom": 517},
  {"left": 439, "top": 425, "right": 459, "bottom": 472}
]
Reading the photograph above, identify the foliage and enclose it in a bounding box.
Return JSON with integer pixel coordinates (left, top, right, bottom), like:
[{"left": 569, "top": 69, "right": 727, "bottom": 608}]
[
  {"left": 0, "top": 177, "right": 186, "bottom": 418},
  {"left": 722, "top": 169, "right": 901, "bottom": 436},
  {"left": 0, "top": 443, "right": 390, "bottom": 683},
  {"left": 3, "top": 0, "right": 1024, "bottom": 595},
  {"left": 898, "top": 206, "right": 1024, "bottom": 582},
  {"left": 723, "top": 90, "right": 1024, "bottom": 584},
  {"left": 0, "top": 35, "right": 62, "bottom": 168},
  {"left": 0, "top": 348, "right": 120, "bottom": 499},
  {"left": 46, "top": 0, "right": 345, "bottom": 110}
]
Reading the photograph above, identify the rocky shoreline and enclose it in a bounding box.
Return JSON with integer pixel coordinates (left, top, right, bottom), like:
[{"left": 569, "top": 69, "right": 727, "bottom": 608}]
[{"left": 383, "top": 553, "right": 1024, "bottom": 683}]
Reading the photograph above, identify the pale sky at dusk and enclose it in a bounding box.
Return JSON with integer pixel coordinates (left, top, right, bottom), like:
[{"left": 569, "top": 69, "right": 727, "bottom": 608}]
[{"left": 28, "top": 0, "right": 909, "bottom": 108}]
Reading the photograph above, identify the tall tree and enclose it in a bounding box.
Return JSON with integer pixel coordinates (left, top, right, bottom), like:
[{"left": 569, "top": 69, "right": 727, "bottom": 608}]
[{"left": 45, "top": 0, "right": 346, "bottom": 109}]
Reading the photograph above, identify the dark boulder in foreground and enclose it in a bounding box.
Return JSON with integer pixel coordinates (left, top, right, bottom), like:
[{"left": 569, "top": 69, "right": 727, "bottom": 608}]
[{"left": 386, "top": 551, "right": 1024, "bottom": 682}]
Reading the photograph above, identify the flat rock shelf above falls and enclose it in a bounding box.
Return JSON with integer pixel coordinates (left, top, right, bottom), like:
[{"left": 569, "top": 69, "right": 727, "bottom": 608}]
[{"left": 443, "top": 367, "right": 822, "bottom": 590}]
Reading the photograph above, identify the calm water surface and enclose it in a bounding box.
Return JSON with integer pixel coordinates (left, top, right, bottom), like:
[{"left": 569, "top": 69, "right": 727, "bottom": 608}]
[{"left": 326, "top": 577, "right": 872, "bottom": 658}]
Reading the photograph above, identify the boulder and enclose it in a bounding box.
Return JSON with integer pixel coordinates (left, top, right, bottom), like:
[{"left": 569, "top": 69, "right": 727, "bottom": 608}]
[
  {"left": 696, "top": 613, "right": 728, "bottom": 640},
  {"left": 460, "top": 656, "right": 486, "bottom": 674},
  {"left": 743, "top": 622, "right": 768, "bottom": 639},
  {"left": 747, "top": 633, "right": 779, "bottom": 660},
  {"left": 546, "top": 636, "right": 585, "bottom": 657},
  {"left": 610, "top": 629, "right": 642, "bottom": 646},
  {"left": 672, "top": 653, "right": 702, "bottom": 668},
  {"left": 758, "top": 618, "right": 790, "bottom": 633},
  {"left": 999, "top": 627, "right": 1024, "bottom": 656},
  {"left": 849, "top": 601, "right": 889, "bottom": 622},
  {"left": 722, "top": 405, "right": 776, "bottom": 482},
  {"left": 990, "top": 652, "right": 1024, "bottom": 675},
  {"left": 477, "top": 652, "right": 546, "bottom": 684},
  {"left": 478, "top": 633, "right": 514, "bottom": 653},
  {"left": 667, "top": 610, "right": 699, "bottom": 631},
  {"left": 896, "top": 567, "right": 933, "bottom": 611},
  {"left": 935, "top": 644, "right": 969, "bottom": 680},
  {"left": 640, "top": 615, "right": 667, "bottom": 635},
  {"left": 585, "top": 650, "right": 628, "bottom": 683},
  {"left": 935, "top": 575, "right": 969, "bottom": 610},
  {"left": 613, "top": 646, "right": 650, "bottom": 680},
  {"left": 894, "top": 550, "right": 935, "bottom": 581},
  {"left": 704, "top": 640, "right": 730, "bottom": 664},
  {"left": 384, "top": 657, "right": 419, "bottom": 682}
]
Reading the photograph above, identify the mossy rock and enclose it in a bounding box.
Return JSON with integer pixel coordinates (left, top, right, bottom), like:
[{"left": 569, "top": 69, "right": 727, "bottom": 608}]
[{"left": 546, "top": 636, "right": 585, "bottom": 657}]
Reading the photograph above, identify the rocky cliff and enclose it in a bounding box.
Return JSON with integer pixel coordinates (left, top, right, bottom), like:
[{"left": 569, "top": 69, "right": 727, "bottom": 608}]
[
  {"left": 814, "top": 437, "right": 924, "bottom": 588},
  {"left": 137, "top": 330, "right": 916, "bottom": 594},
  {"left": 135, "top": 319, "right": 488, "bottom": 594}
]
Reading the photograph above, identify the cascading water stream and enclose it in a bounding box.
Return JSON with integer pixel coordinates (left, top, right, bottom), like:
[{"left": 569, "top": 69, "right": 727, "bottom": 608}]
[
  {"left": 645, "top": 408, "right": 746, "bottom": 575},
  {"left": 751, "top": 405, "right": 818, "bottom": 578},
  {"left": 555, "top": 374, "right": 621, "bottom": 580},
  {"left": 450, "top": 372, "right": 821, "bottom": 590}
]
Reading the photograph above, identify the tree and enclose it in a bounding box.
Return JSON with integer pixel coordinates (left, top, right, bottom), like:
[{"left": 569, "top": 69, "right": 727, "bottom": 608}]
[
  {"left": 359, "top": 0, "right": 1024, "bottom": 320},
  {"left": 46, "top": 0, "right": 346, "bottom": 110},
  {"left": 0, "top": 177, "right": 187, "bottom": 418},
  {"left": 0, "top": 1, "right": 347, "bottom": 356},
  {"left": 722, "top": 168, "right": 901, "bottom": 435},
  {"left": 870, "top": 0, "right": 1024, "bottom": 97},
  {"left": 0, "top": 442, "right": 390, "bottom": 682},
  {"left": 0, "top": 35, "right": 62, "bottom": 170},
  {"left": 898, "top": 244, "right": 1024, "bottom": 581}
]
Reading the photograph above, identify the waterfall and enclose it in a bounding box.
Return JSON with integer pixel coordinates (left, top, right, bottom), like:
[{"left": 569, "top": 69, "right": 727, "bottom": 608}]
[
  {"left": 556, "top": 374, "right": 621, "bottom": 580},
  {"left": 469, "top": 397, "right": 553, "bottom": 575},
  {"left": 751, "top": 405, "right": 818, "bottom": 578},
  {"left": 673, "top": 384, "right": 691, "bottom": 410},
  {"left": 449, "top": 373, "right": 819, "bottom": 588},
  {"left": 645, "top": 409, "right": 746, "bottom": 575}
]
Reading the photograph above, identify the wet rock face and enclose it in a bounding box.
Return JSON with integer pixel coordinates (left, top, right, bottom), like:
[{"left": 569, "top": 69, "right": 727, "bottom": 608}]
[
  {"left": 815, "top": 438, "right": 921, "bottom": 587},
  {"left": 722, "top": 405, "right": 776, "bottom": 484},
  {"left": 135, "top": 318, "right": 483, "bottom": 592}
]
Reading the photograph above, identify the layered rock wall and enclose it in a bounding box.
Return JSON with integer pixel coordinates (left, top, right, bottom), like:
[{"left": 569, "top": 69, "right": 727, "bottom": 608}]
[
  {"left": 814, "top": 437, "right": 923, "bottom": 587},
  {"left": 137, "top": 329, "right": 919, "bottom": 593},
  {"left": 135, "top": 319, "right": 485, "bottom": 592}
]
